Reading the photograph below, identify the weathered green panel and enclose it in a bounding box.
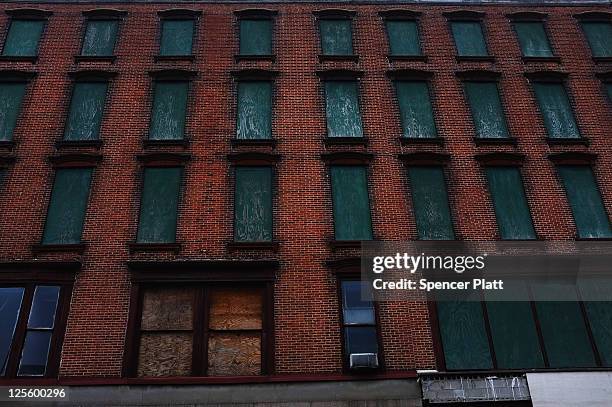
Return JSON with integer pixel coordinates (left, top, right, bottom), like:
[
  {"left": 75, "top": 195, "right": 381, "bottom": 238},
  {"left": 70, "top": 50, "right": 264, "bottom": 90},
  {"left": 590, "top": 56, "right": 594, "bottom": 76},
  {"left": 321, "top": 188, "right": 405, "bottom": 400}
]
[
  {"left": 464, "top": 82, "right": 509, "bottom": 138},
  {"left": 395, "top": 81, "right": 436, "bottom": 138},
  {"left": 2, "top": 20, "right": 45, "bottom": 57},
  {"left": 581, "top": 22, "right": 612, "bottom": 58},
  {"left": 239, "top": 19, "right": 272, "bottom": 55},
  {"left": 160, "top": 19, "right": 194, "bottom": 56},
  {"left": 557, "top": 166, "right": 612, "bottom": 239},
  {"left": 514, "top": 22, "right": 553, "bottom": 57},
  {"left": 330, "top": 166, "right": 373, "bottom": 241},
  {"left": 451, "top": 21, "right": 488, "bottom": 57},
  {"left": 63, "top": 82, "right": 108, "bottom": 141},
  {"left": 533, "top": 82, "right": 580, "bottom": 139},
  {"left": 81, "top": 20, "right": 119, "bottom": 56},
  {"left": 319, "top": 19, "right": 353, "bottom": 55},
  {"left": 42, "top": 168, "right": 93, "bottom": 245},
  {"left": 385, "top": 20, "right": 421, "bottom": 56},
  {"left": 234, "top": 167, "right": 273, "bottom": 242},
  {"left": 485, "top": 167, "right": 536, "bottom": 240},
  {"left": 325, "top": 81, "right": 363, "bottom": 138},
  {"left": 0, "top": 82, "right": 27, "bottom": 141},
  {"left": 137, "top": 167, "right": 182, "bottom": 243},
  {"left": 407, "top": 167, "right": 455, "bottom": 240},
  {"left": 437, "top": 301, "right": 493, "bottom": 370},
  {"left": 237, "top": 81, "right": 272, "bottom": 140},
  {"left": 149, "top": 81, "right": 188, "bottom": 140}
]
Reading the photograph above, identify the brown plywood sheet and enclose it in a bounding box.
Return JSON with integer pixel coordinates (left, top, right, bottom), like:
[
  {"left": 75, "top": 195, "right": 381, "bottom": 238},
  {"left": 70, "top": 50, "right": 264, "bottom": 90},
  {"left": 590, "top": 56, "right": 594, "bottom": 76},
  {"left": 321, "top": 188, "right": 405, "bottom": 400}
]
[
  {"left": 208, "top": 287, "right": 263, "bottom": 330},
  {"left": 141, "top": 287, "right": 194, "bottom": 330},
  {"left": 207, "top": 332, "right": 261, "bottom": 376},
  {"left": 137, "top": 332, "right": 193, "bottom": 377}
]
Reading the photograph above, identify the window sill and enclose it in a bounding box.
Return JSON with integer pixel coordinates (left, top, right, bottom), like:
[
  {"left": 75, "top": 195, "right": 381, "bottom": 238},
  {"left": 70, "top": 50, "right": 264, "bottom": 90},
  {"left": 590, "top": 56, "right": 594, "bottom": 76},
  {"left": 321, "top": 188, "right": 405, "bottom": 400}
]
[
  {"left": 128, "top": 243, "right": 182, "bottom": 254},
  {"left": 456, "top": 55, "right": 495, "bottom": 63},
  {"left": 227, "top": 241, "right": 279, "bottom": 251},
  {"left": 400, "top": 137, "right": 444, "bottom": 146},
  {"left": 0, "top": 140, "right": 15, "bottom": 151},
  {"left": 575, "top": 237, "right": 612, "bottom": 241},
  {"left": 324, "top": 137, "right": 369, "bottom": 146},
  {"left": 74, "top": 55, "right": 116, "bottom": 63},
  {"left": 231, "top": 139, "right": 277, "bottom": 147},
  {"left": 593, "top": 56, "right": 612, "bottom": 64},
  {"left": 154, "top": 55, "right": 195, "bottom": 62},
  {"left": 387, "top": 55, "right": 428, "bottom": 62},
  {"left": 546, "top": 137, "right": 589, "bottom": 146},
  {"left": 318, "top": 55, "right": 359, "bottom": 63},
  {"left": 56, "top": 139, "right": 103, "bottom": 149},
  {"left": 522, "top": 56, "right": 561, "bottom": 63},
  {"left": 474, "top": 137, "right": 518, "bottom": 146},
  {"left": 0, "top": 55, "right": 38, "bottom": 63},
  {"left": 234, "top": 54, "right": 276, "bottom": 62},
  {"left": 31, "top": 244, "right": 87, "bottom": 254},
  {"left": 329, "top": 240, "right": 369, "bottom": 250},
  {"left": 143, "top": 138, "right": 191, "bottom": 148}
]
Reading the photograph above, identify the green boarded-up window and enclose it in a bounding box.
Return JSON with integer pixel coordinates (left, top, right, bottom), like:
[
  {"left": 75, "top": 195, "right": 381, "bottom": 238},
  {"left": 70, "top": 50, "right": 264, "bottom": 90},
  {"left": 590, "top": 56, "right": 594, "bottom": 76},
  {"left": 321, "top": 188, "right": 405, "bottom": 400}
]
[
  {"left": 532, "top": 82, "right": 580, "bottom": 139},
  {"left": 407, "top": 167, "right": 454, "bottom": 240},
  {"left": 464, "top": 82, "right": 509, "bottom": 139},
  {"left": 437, "top": 301, "right": 493, "bottom": 370},
  {"left": 81, "top": 20, "right": 119, "bottom": 56},
  {"left": 149, "top": 81, "right": 189, "bottom": 140},
  {"left": 159, "top": 19, "right": 194, "bottom": 56},
  {"left": 557, "top": 166, "right": 612, "bottom": 239},
  {"left": 63, "top": 82, "right": 108, "bottom": 141},
  {"left": 237, "top": 81, "right": 272, "bottom": 140},
  {"left": 581, "top": 22, "right": 612, "bottom": 58},
  {"left": 325, "top": 81, "right": 363, "bottom": 138},
  {"left": 239, "top": 19, "right": 272, "bottom": 55},
  {"left": 137, "top": 167, "right": 182, "bottom": 243},
  {"left": 385, "top": 20, "right": 421, "bottom": 56},
  {"left": 0, "top": 82, "right": 27, "bottom": 141},
  {"left": 485, "top": 167, "right": 536, "bottom": 240},
  {"left": 395, "top": 81, "right": 436, "bottom": 138},
  {"left": 234, "top": 167, "right": 273, "bottom": 242},
  {"left": 514, "top": 22, "right": 553, "bottom": 57},
  {"left": 42, "top": 168, "right": 93, "bottom": 245},
  {"left": 2, "top": 20, "right": 45, "bottom": 57},
  {"left": 330, "top": 166, "right": 372, "bottom": 241},
  {"left": 319, "top": 19, "right": 353, "bottom": 56},
  {"left": 450, "top": 21, "right": 488, "bottom": 57}
]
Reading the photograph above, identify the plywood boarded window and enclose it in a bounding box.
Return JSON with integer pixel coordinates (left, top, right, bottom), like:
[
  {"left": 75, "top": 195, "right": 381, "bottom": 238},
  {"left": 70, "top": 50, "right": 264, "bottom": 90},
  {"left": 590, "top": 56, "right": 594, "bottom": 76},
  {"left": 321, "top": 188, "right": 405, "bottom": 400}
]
[
  {"left": 395, "top": 81, "right": 436, "bottom": 139},
  {"left": 2, "top": 20, "right": 45, "bottom": 57},
  {"left": 463, "top": 81, "right": 509, "bottom": 139},
  {"left": 450, "top": 21, "right": 488, "bottom": 57},
  {"left": 236, "top": 81, "right": 272, "bottom": 140},
  {"left": 324, "top": 81, "right": 363, "bottom": 138},
  {"left": 0, "top": 82, "right": 27, "bottom": 141},
  {"left": 514, "top": 22, "right": 553, "bottom": 58},
  {"left": 319, "top": 19, "right": 353, "bottom": 56},
  {"left": 149, "top": 81, "right": 189, "bottom": 140},
  {"left": 239, "top": 19, "right": 272, "bottom": 56},
  {"left": 234, "top": 167, "right": 273, "bottom": 242},
  {"left": 532, "top": 82, "right": 580, "bottom": 139},
  {"left": 581, "top": 22, "right": 612, "bottom": 58},
  {"left": 159, "top": 19, "right": 194, "bottom": 56},
  {"left": 81, "top": 20, "right": 119, "bottom": 56},
  {"left": 330, "top": 165, "right": 373, "bottom": 241},
  {"left": 63, "top": 82, "right": 108, "bottom": 141},
  {"left": 385, "top": 20, "right": 421, "bottom": 56}
]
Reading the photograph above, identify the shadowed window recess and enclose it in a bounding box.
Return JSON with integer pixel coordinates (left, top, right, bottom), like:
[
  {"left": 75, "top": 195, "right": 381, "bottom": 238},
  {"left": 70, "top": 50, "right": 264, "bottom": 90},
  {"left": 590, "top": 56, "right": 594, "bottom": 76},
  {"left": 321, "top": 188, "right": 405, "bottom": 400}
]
[
  {"left": 42, "top": 168, "right": 93, "bottom": 245},
  {"left": 324, "top": 81, "right": 363, "bottom": 138},
  {"left": 319, "top": 19, "right": 353, "bottom": 56},
  {"left": 239, "top": 19, "right": 272, "bottom": 56},
  {"left": 2, "top": 20, "right": 45, "bottom": 57},
  {"left": 385, "top": 20, "right": 421, "bottom": 56},
  {"left": 450, "top": 21, "right": 488, "bottom": 57},
  {"left": 80, "top": 19, "right": 119, "bottom": 56},
  {"left": 463, "top": 81, "right": 509, "bottom": 139},
  {"left": 136, "top": 167, "right": 183, "bottom": 244},
  {"left": 407, "top": 166, "right": 455, "bottom": 240},
  {"left": 395, "top": 81, "right": 436, "bottom": 138},
  {"left": 513, "top": 22, "right": 554, "bottom": 58},
  {"left": 330, "top": 166, "right": 373, "bottom": 241},
  {"left": 63, "top": 82, "right": 108, "bottom": 141},
  {"left": 532, "top": 82, "right": 581, "bottom": 139},
  {"left": 0, "top": 81, "right": 27, "bottom": 142},
  {"left": 580, "top": 22, "right": 612, "bottom": 58},
  {"left": 234, "top": 167, "right": 273, "bottom": 242},
  {"left": 159, "top": 19, "right": 194, "bottom": 56},
  {"left": 236, "top": 81, "right": 272, "bottom": 140},
  {"left": 149, "top": 81, "right": 189, "bottom": 140}
]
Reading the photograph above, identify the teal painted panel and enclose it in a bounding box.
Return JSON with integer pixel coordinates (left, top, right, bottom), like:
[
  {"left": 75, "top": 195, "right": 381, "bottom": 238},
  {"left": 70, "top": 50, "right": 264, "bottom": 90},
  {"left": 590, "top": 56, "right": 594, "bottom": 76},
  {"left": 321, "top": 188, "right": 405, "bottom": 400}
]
[
  {"left": 160, "top": 19, "right": 194, "bottom": 56},
  {"left": 464, "top": 82, "right": 509, "bottom": 138},
  {"left": 0, "top": 82, "right": 27, "bottom": 141},
  {"left": 582, "top": 22, "right": 612, "bottom": 58},
  {"left": 234, "top": 167, "right": 273, "bottom": 242},
  {"left": 42, "top": 168, "right": 93, "bottom": 245},
  {"left": 533, "top": 82, "right": 580, "bottom": 139},
  {"left": 2, "top": 20, "right": 45, "bottom": 57},
  {"left": 325, "top": 81, "right": 363, "bottom": 138},
  {"left": 395, "top": 81, "right": 436, "bottom": 138},
  {"left": 385, "top": 20, "right": 421, "bottom": 56},
  {"left": 239, "top": 19, "right": 272, "bottom": 55},
  {"left": 533, "top": 284, "right": 596, "bottom": 368},
  {"left": 437, "top": 301, "right": 493, "bottom": 370},
  {"left": 514, "top": 22, "right": 553, "bottom": 57},
  {"left": 137, "top": 167, "right": 182, "bottom": 243},
  {"left": 63, "top": 82, "right": 108, "bottom": 141},
  {"left": 149, "top": 81, "right": 189, "bottom": 140},
  {"left": 330, "top": 166, "right": 373, "bottom": 241},
  {"left": 81, "top": 20, "right": 119, "bottom": 56},
  {"left": 407, "top": 166, "right": 455, "bottom": 240},
  {"left": 485, "top": 167, "right": 536, "bottom": 240},
  {"left": 237, "top": 81, "right": 272, "bottom": 140},
  {"left": 319, "top": 19, "right": 353, "bottom": 55},
  {"left": 451, "top": 21, "right": 488, "bottom": 57},
  {"left": 557, "top": 166, "right": 612, "bottom": 239}
]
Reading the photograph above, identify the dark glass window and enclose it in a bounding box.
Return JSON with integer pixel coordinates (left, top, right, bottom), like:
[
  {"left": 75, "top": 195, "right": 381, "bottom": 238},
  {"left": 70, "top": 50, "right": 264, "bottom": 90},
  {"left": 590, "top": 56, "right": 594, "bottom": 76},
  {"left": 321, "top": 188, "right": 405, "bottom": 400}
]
[
  {"left": 330, "top": 166, "right": 373, "bottom": 241},
  {"left": 319, "top": 19, "right": 353, "bottom": 56},
  {"left": 324, "top": 81, "right": 363, "bottom": 138},
  {"left": 0, "top": 82, "right": 27, "bottom": 141},
  {"left": 159, "top": 19, "right": 194, "bottom": 56},
  {"left": 385, "top": 20, "right": 421, "bottom": 56},
  {"left": 149, "top": 81, "right": 189, "bottom": 140},
  {"left": 234, "top": 166, "right": 273, "bottom": 242},
  {"left": 239, "top": 19, "right": 272, "bottom": 55},
  {"left": 2, "top": 20, "right": 45, "bottom": 57},
  {"left": 464, "top": 82, "right": 509, "bottom": 139},
  {"left": 63, "top": 82, "right": 108, "bottom": 141},
  {"left": 340, "top": 280, "right": 379, "bottom": 365},
  {"left": 395, "top": 81, "right": 436, "bottom": 138},
  {"left": 80, "top": 20, "right": 119, "bottom": 56},
  {"left": 236, "top": 81, "right": 272, "bottom": 140},
  {"left": 450, "top": 21, "right": 488, "bottom": 57},
  {"left": 581, "top": 22, "right": 612, "bottom": 58},
  {"left": 532, "top": 82, "right": 580, "bottom": 139}
]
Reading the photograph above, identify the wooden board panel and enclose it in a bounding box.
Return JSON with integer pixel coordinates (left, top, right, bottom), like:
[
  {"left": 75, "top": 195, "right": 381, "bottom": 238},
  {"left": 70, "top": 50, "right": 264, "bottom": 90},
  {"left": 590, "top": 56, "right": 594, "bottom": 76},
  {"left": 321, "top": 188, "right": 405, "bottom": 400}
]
[
  {"left": 137, "top": 332, "right": 192, "bottom": 377},
  {"left": 141, "top": 287, "right": 194, "bottom": 331},
  {"left": 207, "top": 332, "right": 261, "bottom": 376},
  {"left": 208, "top": 288, "right": 262, "bottom": 330}
]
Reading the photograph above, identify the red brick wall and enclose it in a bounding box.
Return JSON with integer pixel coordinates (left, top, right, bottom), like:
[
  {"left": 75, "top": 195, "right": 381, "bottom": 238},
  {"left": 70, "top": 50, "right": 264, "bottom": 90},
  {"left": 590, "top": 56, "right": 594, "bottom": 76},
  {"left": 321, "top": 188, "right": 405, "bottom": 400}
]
[{"left": 0, "top": 2, "right": 610, "bottom": 378}]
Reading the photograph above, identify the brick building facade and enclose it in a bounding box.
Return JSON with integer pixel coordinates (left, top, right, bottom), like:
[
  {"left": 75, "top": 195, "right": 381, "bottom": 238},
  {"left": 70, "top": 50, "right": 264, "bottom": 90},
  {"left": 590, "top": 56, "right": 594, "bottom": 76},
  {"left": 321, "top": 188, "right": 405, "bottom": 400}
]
[{"left": 0, "top": 0, "right": 610, "bottom": 405}]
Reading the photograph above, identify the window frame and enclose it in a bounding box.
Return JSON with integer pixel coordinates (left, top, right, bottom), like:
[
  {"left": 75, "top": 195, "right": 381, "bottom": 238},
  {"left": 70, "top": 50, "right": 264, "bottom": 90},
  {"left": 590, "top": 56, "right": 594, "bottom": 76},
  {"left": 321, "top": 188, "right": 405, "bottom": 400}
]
[
  {"left": 234, "top": 9, "right": 277, "bottom": 61},
  {"left": 507, "top": 12, "right": 558, "bottom": 62},
  {"left": 574, "top": 12, "right": 612, "bottom": 62},
  {"left": 0, "top": 9, "right": 52, "bottom": 61},
  {"left": 77, "top": 9, "right": 127, "bottom": 62},
  {"left": 156, "top": 9, "right": 202, "bottom": 60}
]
